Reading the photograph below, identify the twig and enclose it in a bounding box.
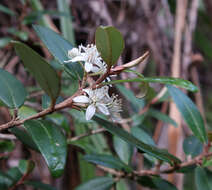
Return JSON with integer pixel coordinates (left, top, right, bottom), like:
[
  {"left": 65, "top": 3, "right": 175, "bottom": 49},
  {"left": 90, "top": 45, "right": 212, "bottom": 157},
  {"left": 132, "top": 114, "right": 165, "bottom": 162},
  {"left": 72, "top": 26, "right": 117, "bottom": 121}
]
[
  {"left": 67, "top": 128, "right": 106, "bottom": 143},
  {"left": 0, "top": 133, "right": 16, "bottom": 140}
]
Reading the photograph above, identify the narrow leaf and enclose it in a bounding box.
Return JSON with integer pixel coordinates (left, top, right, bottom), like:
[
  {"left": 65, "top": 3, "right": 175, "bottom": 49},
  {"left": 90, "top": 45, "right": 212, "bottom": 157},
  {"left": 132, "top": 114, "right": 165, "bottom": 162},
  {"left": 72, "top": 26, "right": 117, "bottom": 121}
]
[
  {"left": 94, "top": 115, "right": 181, "bottom": 165},
  {"left": 0, "top": 68, "right": 27, "bottom": 108},
  {"left": 13, "top": 41, "right": 60, "bottom": 103},
  {"left": 167, "top": 85, "right": 207, "bottom": 143},
  {"left": 195, "top": 167, "right": 211, "bottom": 190},
  {"left": 113, "top": 136, "right": 133, "bottom": 165},
  {"left": 75, "top": 177, "right": 115, "bottom": 190},
  {"left": 104, "top": 77, "right": 198, "bottom": 92},
  {"left": 24, "top": 120, "right": 67, "bottom": 177},
  {"left": 33, "top": 25, "right": 83, "bottom": 79},
  {"left": 84, "top": 154, "right": 132, "bottom": 172},
  {"left": 95, "top": 26, "right": 124, "bottom": 66}
]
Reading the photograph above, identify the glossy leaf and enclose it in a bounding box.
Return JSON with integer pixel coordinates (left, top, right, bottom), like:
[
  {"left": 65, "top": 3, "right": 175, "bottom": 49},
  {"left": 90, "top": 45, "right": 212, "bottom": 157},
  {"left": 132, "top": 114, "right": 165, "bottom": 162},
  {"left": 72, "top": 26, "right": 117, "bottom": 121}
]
[
  {"left": 10, "top": 126, "right": 39, "bottom": 152},
  {"left": 137, "top": 176, "right": 177, "bottom": 190},
  {"left": 0, "top": 68, "right": 27, "bottom": 108},
  {"left": 24, "top": 120, "right": 67, "bottom": 177},
  {"left": 113, "top": 136, "right": 133, "bottom": 165},
  {"left": 183, "top": 136, "right": 203, "bottom": 158},
  {"left": 104, "top": 77, "right": 198, "bottom": 92},
  {"left": 84, "top": 154, "right": 132, "bottom": 172},
  {"left": 195, "top": 167, "right": 211, "bottom": 190},
  {"left": 94, "top": 115, "right": 181, "bottom": 165},
  {"left": 95, "top": 26, "right": 124, "bottom": 66},
  {"left": 13, "top": 41, "right": 60, "bottom": 103},
  {"left": 33, "top": 25, "right": 83, "bottom": 79},
  {"left": 167, "top": 85, "right": 207, "bottom": 143},
  {"left": 75, "top": 177, "right": 115, "bottom": 190}
]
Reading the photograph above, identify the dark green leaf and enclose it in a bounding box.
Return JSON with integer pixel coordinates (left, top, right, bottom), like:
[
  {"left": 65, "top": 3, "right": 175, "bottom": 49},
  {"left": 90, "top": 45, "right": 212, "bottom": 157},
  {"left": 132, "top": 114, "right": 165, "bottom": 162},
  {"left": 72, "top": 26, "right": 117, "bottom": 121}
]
[
  {"left": 0, "top": 141, "right": 15, "bottom": 153},
  {"left": 195, "top": 167, "right": 211, "bottom": 190},
  {"left": 24, "top": 120, "right": 67, "bottom": 177},
  {"left": 167, "top": 85, "right": 207, "bottom": 143},
  {"left": 18, "top": 160, "right": 35, "bottom": 175},
  {"left": 95, "top": 26, "right": 124, "bottom": 66},
  {"left": 75, "top": 177, "right": 115, "bottom": 190},
  {"left": 10, "top": 126, "right": 39, "bottom": 151},
  {"left": 25, "top": 180, "right": 57, "bottom": 190},
  {"left": 183, "top": 136, "right": 203, "bottom": 158},
  {"left": 137, "top": 176, "right": 177, "bottom": 190},
  {"left": 13, "top": 41, "right": 60, "bottom": 102},
  {"left": 0, "top": 68, "right": 27, "bottom": 108},
  {"left": 0, "top": 171, "right": 13, "bottom": 189},
  {"left": 84, "top": 154, "right": 132, "bottom": 172},
  {"left": 104, "top": 77, "right": 198, "bottom": 92},
  {"left": 131, "top": 127, "right": 155, "bottom": 146},
  {"left": 113, "top": 136, "right": 133, "bottom": 165},
  {"left": 94, "top": 115, "right": 181, "bottom": 165},
  {"left": 33, "top": 25, "right": 83, "bottom": 79}
]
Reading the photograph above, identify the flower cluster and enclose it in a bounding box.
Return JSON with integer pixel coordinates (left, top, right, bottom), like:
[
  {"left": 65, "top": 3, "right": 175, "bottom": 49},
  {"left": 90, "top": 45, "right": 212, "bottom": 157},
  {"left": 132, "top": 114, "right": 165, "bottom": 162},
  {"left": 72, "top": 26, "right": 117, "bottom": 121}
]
[
  {"left": 67, "top": 44, "right": 122, "bottom": 122},
  {"left": 65, "top": 44, "right": 107, "bottom": 74},
  {"left": 73, "top": 86, "right": 122, "bottom": 122}
]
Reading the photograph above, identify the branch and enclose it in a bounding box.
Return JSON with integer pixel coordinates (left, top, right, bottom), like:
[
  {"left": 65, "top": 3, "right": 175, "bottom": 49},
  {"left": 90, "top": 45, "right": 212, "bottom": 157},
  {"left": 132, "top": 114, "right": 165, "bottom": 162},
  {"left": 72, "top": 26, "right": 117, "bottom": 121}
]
[{"left": 67, "top": 128, "right": 106, "bottom": 143}]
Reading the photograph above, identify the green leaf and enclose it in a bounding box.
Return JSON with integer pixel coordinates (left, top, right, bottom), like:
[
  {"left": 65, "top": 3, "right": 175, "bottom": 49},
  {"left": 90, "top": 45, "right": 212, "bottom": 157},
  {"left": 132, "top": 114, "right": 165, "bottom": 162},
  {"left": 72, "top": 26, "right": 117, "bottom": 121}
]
[
  {"left": 33, "top": 25, "right": 83, "bottom": 79},
  {"left": 195, "top": 167, "right": 211, "bottom": 190},
  {"left": 116, "top": 84, "right": 145, "bottom": 112},
  {"left": 137, "top": 176, "right": 177, "bottom": 190},
  {"left": 113, "top": 136, "right": 133, "bottom": 165},
  {"left": 0, "top": 5, "right": 16, "bottom": 16},
  {"left": 0, "top": 140, "right": 15, "bottom": 153},
  {"left": 57, "top": 0, "right": 75, "bottom": 45},
  {"left": 24, "top": 120, "right": 67, "bottom": 177},
  {"left": 148, "top": 109, "right": 178, "bottom": 127},
  {"left": 18, "top": 160, "right": 35, "bottom": 175},
  {"left": 183, "top": 136, "right": 203, "bottom": 158},
  {"left": 18, "top": 106, "right": 37, "bottom": 120},
  {"left": 83, "top": 154, "right": 132, "bottom": 172},
  {"left": 41, "top": 94, "right": 63, "bottom": 109},
  {"left": 0, "top": 37, "right": 12, "bottom": 48},
  {"left": 8, "top": 28, "right": 28, "bottom": 41},
  {"left": 116, "top": 180, "right": 128, "bottom": 190},
  {"left": 10, "top": 127, "right": 39, "bottom": 151},
  {"left": 95, "top": 26, "right": 124, "bottom": 66},
  {"left": 131, "top": 126, "right": 155, "bottom": 146},
  {"left": 104, "top": 77, "right": 198, "bottom": 92},
  {"left": 75, "top": 177, "right": 115, "bottom": 190},
  {"left": 0, "top": 68, "right": 27, "bottom": 108},
  {"left": 13, "top": 41, "right": 60, "bottom": 103},
  {"left": 25, "top": 180, "right": 57, "bottom": 190},
  {"left": 0, "top": 171, "right": 14, "bottom": 189},
  {"left": 167, "top": 85, "right": 207, "bottom": 143},
  {"left": 94, "top": 115, "right": 181, "bottom": 165}
]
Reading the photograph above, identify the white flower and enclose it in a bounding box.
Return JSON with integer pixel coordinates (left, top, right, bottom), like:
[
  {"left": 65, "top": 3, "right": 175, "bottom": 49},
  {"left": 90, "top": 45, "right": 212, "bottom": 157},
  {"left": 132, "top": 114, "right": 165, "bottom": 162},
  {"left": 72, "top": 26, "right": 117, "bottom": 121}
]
[
  {"left": 65, "top": 44, "right": 107, "bottom": 74},
  {"left": 73, "top": 86, "right": 110, "bottom": 120}
]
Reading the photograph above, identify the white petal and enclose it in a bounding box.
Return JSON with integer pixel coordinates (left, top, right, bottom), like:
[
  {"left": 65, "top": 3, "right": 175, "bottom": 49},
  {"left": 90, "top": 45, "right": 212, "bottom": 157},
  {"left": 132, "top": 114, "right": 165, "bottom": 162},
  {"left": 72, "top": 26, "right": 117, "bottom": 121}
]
[
  {"left": 97, "top": 103, "right": 110, "bottom": 115},
  {"left": 71, "top": 56, "right": 86, "bottom": 62},
  {"left": 73, "top": 96, "right": 90, "bottom": 103},
  {"left": 86, "top": 104, "right": 96, "bottom": 120},
  {"left": 84, "top": 62, "right": 93, "bottom": 72}
]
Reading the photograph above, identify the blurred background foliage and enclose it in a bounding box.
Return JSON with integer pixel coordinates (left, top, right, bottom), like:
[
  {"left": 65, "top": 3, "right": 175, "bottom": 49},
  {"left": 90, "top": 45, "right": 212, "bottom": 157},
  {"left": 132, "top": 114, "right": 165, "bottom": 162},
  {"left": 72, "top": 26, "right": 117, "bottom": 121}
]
[{"left": 0, "top": 0, "right": 212, "bottom": 189}]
